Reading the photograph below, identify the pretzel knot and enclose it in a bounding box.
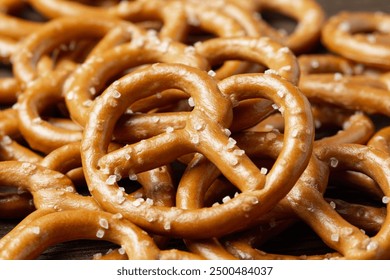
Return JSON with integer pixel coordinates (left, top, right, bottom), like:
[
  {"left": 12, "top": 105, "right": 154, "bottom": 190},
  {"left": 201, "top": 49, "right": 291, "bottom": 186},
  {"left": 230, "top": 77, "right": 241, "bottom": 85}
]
[{"left": 80, "top": 62, "right": 313, "bottom": 239}]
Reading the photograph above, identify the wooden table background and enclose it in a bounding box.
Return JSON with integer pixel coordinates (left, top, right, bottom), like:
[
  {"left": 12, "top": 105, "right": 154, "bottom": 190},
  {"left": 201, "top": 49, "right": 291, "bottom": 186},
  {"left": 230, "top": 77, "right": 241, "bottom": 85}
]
[{"left": 1, "top": 0, "right": 390, "bottom": 260}]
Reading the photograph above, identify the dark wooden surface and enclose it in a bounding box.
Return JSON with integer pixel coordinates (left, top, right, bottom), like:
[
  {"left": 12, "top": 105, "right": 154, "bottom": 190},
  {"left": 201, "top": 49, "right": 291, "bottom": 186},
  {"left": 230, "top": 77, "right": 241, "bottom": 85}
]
[{"left": 1, "top": 0, "right": 390, "bottom": 260}]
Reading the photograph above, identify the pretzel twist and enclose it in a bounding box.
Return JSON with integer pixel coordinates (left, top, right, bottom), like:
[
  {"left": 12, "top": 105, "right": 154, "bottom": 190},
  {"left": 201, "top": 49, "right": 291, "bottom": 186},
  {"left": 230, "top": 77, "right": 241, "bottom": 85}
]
[{"left": 80, "top": 63, "right": 313, "bottom": 238}]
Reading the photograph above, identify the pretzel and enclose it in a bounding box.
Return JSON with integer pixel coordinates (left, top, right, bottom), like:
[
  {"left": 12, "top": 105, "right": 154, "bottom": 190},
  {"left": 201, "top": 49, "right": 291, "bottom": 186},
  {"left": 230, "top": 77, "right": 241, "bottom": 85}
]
[
  {"left": 244, "top": 0, "right": 325, "bottom": 53},
  {"left": 308, "top": 144, "right": 390, "bottom": 259},
  {"left": 79, "top": 62, "right": 313, "bottom": 239},
  {"left": 312, "top": 106, "right": 375, "bottom": 147},
  {"left": 299, "top": 73, "right": 390, "bottom": 116},
  {"left": 0, "top": 160, "right": 101, "bottom": 213},
  {"left": 220, "top": 131, "right": 390, "bottom": 259},
  {"left": 0, "top": 108, "right": 43, "bottom": 163},
  {"left": 0, "top": 13, "right": 41, "bottom": 40},
  {"left": 322, "top": 12, "right": 390, "bottom": 69},
  {"left": 27, "top": 0, "right": 187, "bottom": 40},
  {"left": 325, "top": 198, "right": 385, "bottom": 235},
  {"left": 65, "top": 34, "right": 208, "bottom": 127},
  {"left": 298, "top": 54, "right": 356, "bottom": 75},
  {"left": 112, "top": 35, "right": 299, "bottom": 142},
  {"left": 0, "top": 192, "right": 34, "bottom": 219},
  {"left": 180, "top": 0, "right": 263, "bottom": 37},
  {"left": 11, "top": 15, "right": 143, "bottom": 88},
  {"left": 174, "top": 130, "right": 324, "bottom": 259},
  {"left": 368, "top": 126, "right": 390, "bottom": 155},
  {"left": 16, "top": 62, "right": 81, "bottom": 154},
  {"left": 0, "top": 209, "right": 204, "bottom": 259},
  {"left": 194, "top": 36, "right": 300, "bottom": 83}
]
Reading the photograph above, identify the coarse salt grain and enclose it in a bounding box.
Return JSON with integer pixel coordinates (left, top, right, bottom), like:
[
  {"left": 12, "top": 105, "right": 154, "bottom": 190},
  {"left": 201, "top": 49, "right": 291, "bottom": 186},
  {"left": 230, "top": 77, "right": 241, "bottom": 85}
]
[
  {"left": 382, "top": 196, "right": 390, "bottom": 204},
  {"left": 331, "top": 233, "right": 339, "bottom": 242},
  {"left": 118, "top": 246, "right": 126, "bottom": 255},
  {"left": 188, "top": 97, "right": 195, "bottom": 107},
  {"left": 260, "top": 167, "right": 268, "bottom": 175},
  {"left": 99, "top": 218, "right": 109, "bottom": 229},
  {"left": 222, "top": 196, "right": 231, "bottom": 203},
  {"left": 96, "top": 229, "right": 105, "bottom": 238},
  {"left": 105, "top": 175, "right": 117, "bottom": 185},
  {"left": 31, "top": 226, "right": 40, "bottom": 235},
  {"left": 207, "top": 70, "right": 216, "bottom": 77}
]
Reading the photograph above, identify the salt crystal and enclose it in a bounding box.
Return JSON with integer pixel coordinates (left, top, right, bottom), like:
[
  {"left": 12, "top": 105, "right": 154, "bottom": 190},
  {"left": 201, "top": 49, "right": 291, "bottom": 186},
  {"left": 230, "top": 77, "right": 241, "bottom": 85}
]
[
  {"left": 188, "top": 97, "right": 195, "bottom": 107},
  {"left": 226, "top": 138, "right": 237, "bottom": 149},
  {"left": 331, "top": 233, "right": 339, "bottom": 242},
  {"left": 330, "top": 157, "right": 339, "bottom": 168},
  {"left": 99, "top": 218, "right": 109, "bottom": 229},
  {"left": 208, "top": 70, "right": 216, "bottom": 77},
  {"left": 96, "top": 229, "right": 105, "bottom": 238},
  {"left": 105, "top": 175, "right": 117, "bottom": 185},
  {"left": 31, "top": 226, "right": 40, "bottom": 235},
  {"left": 222, "top": 196, "right": 231, "bottom": 203}
]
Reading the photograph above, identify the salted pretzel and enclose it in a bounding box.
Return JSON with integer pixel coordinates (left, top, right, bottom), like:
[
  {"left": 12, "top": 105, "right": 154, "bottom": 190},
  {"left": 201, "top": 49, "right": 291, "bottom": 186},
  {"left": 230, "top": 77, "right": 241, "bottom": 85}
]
[
  {"left": 80, "top": 62, "right": 313, "bottom": 239},
  {"left": 298, "top": 54, "right": 356, "bottom": 75},
  {"left": 27, "top": 0, "right": 187, "bottom": 41},
  {"left": 112, "top": 35, "right": 299, "bottom": 142},
  {"left": 368, "top": 126, "right": 390, "bottom": 155},
  {"left": 308, "top": 144, "right": 390, "bottom": 259},
  {"left": 0, "top": 109, "right": 43, "bottom": 163},
  {"left": 0, "top": 192, "right": 34, "bottom": 219},
  {"left": 11, "top": 15, "right": 144, "bottom": 88},
  {"left": 0, "top": 209, "right": 203, "bottom": 260},
  {"left": 220, "top": 131, "right": 390, "bottom": 259},
  {"left": 16, "top": 61, "right": 81, "bottom": 154},
  {"left": 64, "top": 34, "right": 208, "bottom": 127},
  {"left": 243, "top": 0, "right": 325, "bottom": 53},
  {"left": 194, "top": 36, "right": 300, "bottom": 83},
  {"left": 325, "top": 198, "right": 385, "bottom": 235},
  {"left": 0, "top": 13, "right": 41, "bottom": 40},
  {"left": 179, "top": 0, "right": 263, "bottom": 37},
  {"left": 322, "top": 11, "right": 390, "bottom": 69},
  {"left": 174, "top": 130, "right": 325, "bottom": 259},
  {"left": 40, "top": 140, "right": 177, "bottom": 212},
  {"left": 312, "top": 106, "right": 375, "bottom": 147},
  {"left": 299, "top": 73, "right": 390, "bottom": 116},
  {"left": 0, "top": 160, "right": 101, "bottom": 213}
]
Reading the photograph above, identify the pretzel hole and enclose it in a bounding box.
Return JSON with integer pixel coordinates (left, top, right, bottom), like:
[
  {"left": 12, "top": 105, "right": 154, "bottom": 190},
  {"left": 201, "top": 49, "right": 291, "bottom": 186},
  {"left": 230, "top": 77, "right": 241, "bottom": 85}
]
[
  {"left": 261, "top": 9, "right": 297, "bottom": 37},
  {"left": 7, "top": 3, "right": 45, "bottom": 23},
  {"left": 257, "top": 220, "right": 334, "bottom": 257},
  {"left": 50, "top": 39, "right": 99, "bottom": 65},
  {"left": 203, "top": 177, "right": 241, "bottom": 208},
  {"left": 0, "top": 64, "right": 12, "bottom": 77},
  {"left": 116, "top": 175, "right": 143, "bottom": 196},
  {"left": 324, "top": 170, "right": 386, "bottom": 236},
  {"left": 185, "top": 27, "right": 217, "bottom": 46}
]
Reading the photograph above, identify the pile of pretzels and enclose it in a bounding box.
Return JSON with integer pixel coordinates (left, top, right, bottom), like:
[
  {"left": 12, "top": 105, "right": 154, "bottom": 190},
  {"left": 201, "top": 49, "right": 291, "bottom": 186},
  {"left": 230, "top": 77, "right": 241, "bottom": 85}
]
[{"left": 1, "top": 0, "right": 390, "bottom": 260}]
